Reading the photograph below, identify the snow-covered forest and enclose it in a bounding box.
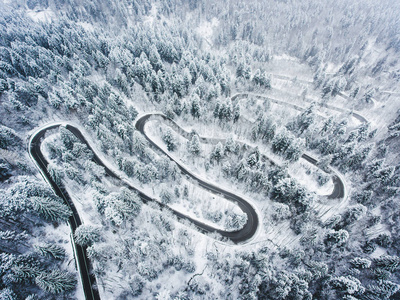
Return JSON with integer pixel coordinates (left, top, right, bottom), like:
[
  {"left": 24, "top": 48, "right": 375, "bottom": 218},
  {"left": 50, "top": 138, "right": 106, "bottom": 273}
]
[{"left": 1, "top": 0, "right": 400, "bottom": 299}]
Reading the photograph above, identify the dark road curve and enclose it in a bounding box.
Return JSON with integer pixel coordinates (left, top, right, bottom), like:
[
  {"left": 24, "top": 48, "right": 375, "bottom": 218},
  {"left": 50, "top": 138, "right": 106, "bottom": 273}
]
[
  {"left": 29, "top": 108, "right": 346, "bottom": 299},
  {"left": 29, "top": 122, "right": 260, "bottom": 300},
  {"left": 68, "top": 124, "right": 259, "bottom": 243},
  {"left": 144, "top": 113, "right": 345, "bottom": 200},
  {"left": 135, "top": 115, "right": 259, "bottom": 243},
  {"left": 29, "top": 125, "right": 100, "bottom": 300},
  {"left": 301, "top": 154, "right": 344, "bottom": 199},
  {"left": 231, "top": 93, "right": 361, "bottom": 199}
]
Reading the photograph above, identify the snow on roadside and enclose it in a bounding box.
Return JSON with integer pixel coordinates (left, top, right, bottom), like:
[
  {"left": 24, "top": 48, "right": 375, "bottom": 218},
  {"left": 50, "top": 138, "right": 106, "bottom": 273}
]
[
  {"left": 288, "top": 160, "right": 334, "bottom": 196},
  {"left": 143, "top": 116, "right": 333, "bottom": 247},
  {"left": 144, "top": 119, "right": 248, "bottom": 231}
]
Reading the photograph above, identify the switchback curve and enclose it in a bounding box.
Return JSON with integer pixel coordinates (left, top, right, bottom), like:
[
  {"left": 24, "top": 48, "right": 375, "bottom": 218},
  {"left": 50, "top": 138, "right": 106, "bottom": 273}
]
[
  {"left": 29, "top": 122, "right": 261, "bottom": 298},
  {"left": 29, "top": 125, "right": 100, "bottom": 300},
  {"left": 31, "top": 124, "right": 260, "bottom": 243},
  {"left": 140, "top": 113, "right": 344, "bottom": 200}
]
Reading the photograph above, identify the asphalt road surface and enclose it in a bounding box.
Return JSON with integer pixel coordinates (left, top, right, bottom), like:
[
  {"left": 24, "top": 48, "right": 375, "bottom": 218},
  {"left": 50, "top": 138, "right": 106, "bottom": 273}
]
[
  {"left": 29, "top": 106, "right": 349, "bottom": 299},
  {"left": 301, "top": 154, "right": 344, "bottom": 199},
  {"left": 68, "top": 123, "right": 258, "bottom": 243},
  {"left": 232, "top": 92, "right": 368, "bottom": 124},
  {"left": 29, "top": 125, "right": 100, "bottom": 300},
  {"left": 29, "top": 122, "right": 261, "bottom": 299},
  {"left": 140, "top": 113, "right": 345, "bottom": 200},
  {"left": 136, "top": 115, "right": 259, "bottom": 243}
]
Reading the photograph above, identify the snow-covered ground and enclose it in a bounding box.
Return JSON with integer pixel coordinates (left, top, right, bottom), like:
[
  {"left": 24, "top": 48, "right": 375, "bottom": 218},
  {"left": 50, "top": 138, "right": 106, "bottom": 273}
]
[
  {"left": 26, "top": 8, "right": 55, "bottom": 23},
  {"left": 195, "top": 17, "right": 219, "bottom": 50},
  {"left": 143, "top": 115, "right": 346, "bottom": 249},
  {"left": 144, "top": 120, "right": 248, "bottom": 231}
]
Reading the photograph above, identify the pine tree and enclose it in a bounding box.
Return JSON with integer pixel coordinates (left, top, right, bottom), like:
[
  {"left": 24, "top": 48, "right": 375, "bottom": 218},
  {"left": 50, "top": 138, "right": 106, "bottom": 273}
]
[
  {"left": 268, "top": 166, "right": 288, "bottom": 185},
  {"left": 272, "top": 129, "right": 292, "bottom": 154},
  {"left": 213, "top": 101, "right": 221, "bottom": 119},
  {"left": 132, "top": 131, "right": 147, "bottom": 156},
  {"left": 162, "top": 128, "right": 177, "bottom": 151},
  {"left": 243, "top": 65, "right": 251, "bottom": 80},
  {"left": 104, "top": 206, "right": 123, "bottom": 225},
  {"left": 374, "top": 234, "right": 392, "bottom": 248},
  {"left": 252, "top": 69, "right": 262, "bottom": 85},
  {"left": 182, "top": 67, "right": 192, "bottom": 93},
  {"left": 47, "top": 163, "right": 64, "bottom": 186},
  {"left": 236, "top": 61, "right": 245, "bottom": 78},
  {"left": 74, "top": 225, "right": 101, "bottom": 247},
  {"left": 235, "top": 159, "right": 248, "bottom": 180},
  {"left": 10, "top": 253, "right": 41, "bottom": 282},
  {"left": 324, "top": 229, "right": 349, "bottom": 247},
  {"left": 296, "top": 106, "right": 315, "bottom": 134},
  {"left": 374, "top": 255, "right": 400, "bottom": 272},
  {"left": 59, "top": 127, "right": 78, "bottom": 151},
  {"left": 330, "top": 275, "right": 365, "bottom": 296},
  {"left": 350, "top": 257, "right": 371, "bottom": 269},
  {"left": 285, "top": 139, "right": 304, "bottom": 161},
  {"left": 190, "top": 94, "right": 201, "bottom": 119},
  {"left": 160, "top": 188, "right": 173, "bottom": 204},
  {"left": 30, "top": 197, "right": 71, "bottom": 222},
  {"left": 373, "top": 166, "right": 395, "bottom": 186},
  {"left": 0, "top": 125, "right": 20, "bottom": 150},
  {"left": 35, "top": 269, "right": 77, "bottom": 294},
  {"left": 246, "top": 153, "right": 258, "bottom": 168},
  {"left": 225, "top": 211, "right": 248, "bottom": 231},
  {"left": 218, "top": 100, "right": 233, "bottom": 122},
  {"left": 367, "top": 280, "right": 400, "bottom": 299},
  {"left": 171, "top": 93, "right": 183, "bottom": 116},
  {"left": 35, "top": 243, "right": 66, "bottom": 260},
  {"left": 149, "top": 45, "right": 163, "bottom": 71},
  {"left": 187, "top": 135, "right": 201, "bottom": 156},
  {"left": 210, "top": 142, "right": 224, "bottom": 164},
  {"left": 366, "top": 158, "right": 385, "bottom": 174},
  {"left": 224, "top": 137, "right": 239, "bottom": 154},
  {"left": 222, "top": 161, "right": 231, "bottom": 177}
]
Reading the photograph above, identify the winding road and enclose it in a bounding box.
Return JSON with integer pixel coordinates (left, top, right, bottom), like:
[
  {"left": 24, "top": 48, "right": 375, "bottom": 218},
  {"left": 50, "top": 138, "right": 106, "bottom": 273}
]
[
  {"left": 29, "top": 125, "right": 100, "bottom": 300},
  {"left": 230, "top": 91, "right": 371, "bottom": 199},
  {"left": 232, "top": 92, "right": 368, "bottom": 124},
  {"left": 29, "top": 121, "right": 259, "bottom": 299},
  {"left": 28, "top": 89, "right": 362, "bottom": 298},
  {"left": 138, "top": 113, "right": 345, "bottom": 199}
]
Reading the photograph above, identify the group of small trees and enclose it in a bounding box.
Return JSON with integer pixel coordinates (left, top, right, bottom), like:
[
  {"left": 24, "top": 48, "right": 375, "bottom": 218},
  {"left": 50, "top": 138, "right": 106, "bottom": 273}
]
[
  {"left": 225, "top": 211, "right": 248, "bottom": 231},
  {"left": 0, "top": 125, "right": 21, "bottom": 150},
  {"left": 272, "top": 129, "right": 305, "bottom": 161},
  {"left": 162, "top": 128, "right": 177, "bottom": 151},
  {"left": 272, "top": 178, "right": 312, "bottom": 213},
  {"left": 0, "top": 175, "right": 77, "bottom": 297},
  {"left": 251, "top": 115, "right": 304, "bottom": 162},
  {"left": 4, "top": 178, "right": 71, "bottom": 223},
  {"left": 213, "top": 99, "right": 240, "bottom": 123}
]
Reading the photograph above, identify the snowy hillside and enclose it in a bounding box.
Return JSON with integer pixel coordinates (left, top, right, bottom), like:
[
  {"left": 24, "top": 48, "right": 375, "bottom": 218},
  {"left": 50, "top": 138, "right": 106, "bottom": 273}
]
[{"left": 1, "top": 0, "right": 400, "bottom": 299}]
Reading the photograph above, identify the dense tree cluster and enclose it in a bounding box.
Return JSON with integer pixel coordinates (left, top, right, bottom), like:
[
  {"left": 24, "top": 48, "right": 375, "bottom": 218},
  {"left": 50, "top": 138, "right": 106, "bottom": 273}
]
[{"left": 1, "top": 0, "right": 400, "bottom": 298}]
